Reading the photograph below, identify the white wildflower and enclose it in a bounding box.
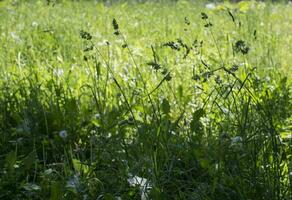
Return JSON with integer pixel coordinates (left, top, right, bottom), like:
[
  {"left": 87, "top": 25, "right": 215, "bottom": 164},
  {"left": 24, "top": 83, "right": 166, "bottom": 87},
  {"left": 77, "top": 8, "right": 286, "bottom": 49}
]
[
  {"left": 222, "top": 107, "right": 229, "bottom": 114},
  {"left": 94, "top": 113, "right": 100, "bottom": 119},
  {"left": 31, "top": 21, "right": 38, "bottom": 27},
  {"left": 59, "top": 130, "right": 68, "bottom": 139},
  {"left": 206, "top": 3, "right": 216, "bottom": 10}
]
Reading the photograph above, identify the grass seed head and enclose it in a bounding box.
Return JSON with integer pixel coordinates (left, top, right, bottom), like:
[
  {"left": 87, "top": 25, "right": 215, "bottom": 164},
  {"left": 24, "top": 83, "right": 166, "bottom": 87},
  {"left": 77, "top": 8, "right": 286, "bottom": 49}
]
[
  {"left": 234, "top": 40, "right": 250, "bottom": 54},
  {"left": 80, "top": 30, "right": 92, "bottom": 40},
  {"left": 112, "top": 18, "right": 120, "bottom": 35},
  {"left": 201, "top": 12, "right": 208, "bottom": 20}
]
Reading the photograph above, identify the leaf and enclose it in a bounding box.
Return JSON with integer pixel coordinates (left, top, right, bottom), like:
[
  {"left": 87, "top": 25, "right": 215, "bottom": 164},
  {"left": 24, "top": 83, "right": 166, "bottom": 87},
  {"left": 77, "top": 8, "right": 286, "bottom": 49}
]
[
  {"left": 66, "top": 175, "right": 80, "bottom": 194},
  {"left": 199, "top": 158, "right": 211, "bottom": 169},
  {"left": 44, "top": 168, "right": 53, "bottom": 175},
  {"left": 22, "top": 183, "right": 41, "bottom": 191},
  {"left": 177, "top": 85, "right": 183, "bottom": 99},
  {"left": 161, "top": 98, "right": 170, "bottom": 115},
  {"left": 95, "top": 62, "right": 101, "bottom": 77},
  {"left": 190, "top": 108, "right": 205, "bottom": 133},
  {"left": 72, "top": 159, "right": 89, "bottom": 174}
]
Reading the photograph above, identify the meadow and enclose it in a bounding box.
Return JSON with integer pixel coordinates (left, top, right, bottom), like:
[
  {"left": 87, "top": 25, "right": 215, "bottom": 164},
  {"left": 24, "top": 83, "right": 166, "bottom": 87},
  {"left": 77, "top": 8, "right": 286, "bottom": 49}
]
[{"left": 0, "top": 0, "right": 291, "bottom": 199}]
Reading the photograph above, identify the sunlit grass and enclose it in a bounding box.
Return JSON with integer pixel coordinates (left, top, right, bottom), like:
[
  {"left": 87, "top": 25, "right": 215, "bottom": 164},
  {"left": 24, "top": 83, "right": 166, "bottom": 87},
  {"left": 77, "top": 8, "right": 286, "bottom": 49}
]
[{"left": 0, "top": 1, "right": 291, "bottom": 199}]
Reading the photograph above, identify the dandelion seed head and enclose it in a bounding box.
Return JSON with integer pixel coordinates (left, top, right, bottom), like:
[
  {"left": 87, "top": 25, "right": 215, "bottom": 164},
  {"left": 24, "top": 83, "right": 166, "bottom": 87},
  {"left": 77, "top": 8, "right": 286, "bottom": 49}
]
[{"left": 59, "top": 130, "right": 67, "bottom": 139}]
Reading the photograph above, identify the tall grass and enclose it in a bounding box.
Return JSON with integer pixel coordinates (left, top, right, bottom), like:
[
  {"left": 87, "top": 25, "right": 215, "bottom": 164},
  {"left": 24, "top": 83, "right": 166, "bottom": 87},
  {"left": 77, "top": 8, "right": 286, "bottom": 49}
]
[{"left": 0, "top": 0, "right": 291, "bottom": 199}]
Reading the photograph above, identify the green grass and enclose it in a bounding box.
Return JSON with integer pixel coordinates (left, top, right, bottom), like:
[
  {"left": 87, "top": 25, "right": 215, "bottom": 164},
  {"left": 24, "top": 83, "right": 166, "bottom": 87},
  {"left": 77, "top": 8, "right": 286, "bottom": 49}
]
[{"left": 0, "top": 0, "right": 291, "bottom": 199}]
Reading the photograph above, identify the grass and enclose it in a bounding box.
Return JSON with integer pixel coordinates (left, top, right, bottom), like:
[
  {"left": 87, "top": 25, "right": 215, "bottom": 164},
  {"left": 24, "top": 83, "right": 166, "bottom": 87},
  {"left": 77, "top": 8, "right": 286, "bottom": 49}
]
[{"left": 0, "top": 0, "right": 291, "bottom": 199}]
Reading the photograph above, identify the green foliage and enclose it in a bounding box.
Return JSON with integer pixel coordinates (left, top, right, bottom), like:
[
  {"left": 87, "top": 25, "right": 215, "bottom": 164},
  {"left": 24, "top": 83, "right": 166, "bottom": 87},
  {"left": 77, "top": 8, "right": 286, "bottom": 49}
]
[{"left": 0, "top": 0, "right": 291, "bottom": 199}]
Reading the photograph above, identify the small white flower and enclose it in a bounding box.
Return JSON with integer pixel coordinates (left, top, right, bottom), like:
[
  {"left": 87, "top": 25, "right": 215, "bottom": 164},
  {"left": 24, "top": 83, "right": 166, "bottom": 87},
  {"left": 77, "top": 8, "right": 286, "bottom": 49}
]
[
  {"left": 206, "top": 3, "right": 216, "bottom": 10},
  {"left": 94, "top": 113, "right": 100, "bottom": 119},
  {"left": 222, "top": 107, "right": 229, "bottom": 114},
  {"left": 59, "top": 130, "right": 67, "bottom": 139},
  {"left": 31, "top": 21, "right": 38, "bottom": 27}
]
